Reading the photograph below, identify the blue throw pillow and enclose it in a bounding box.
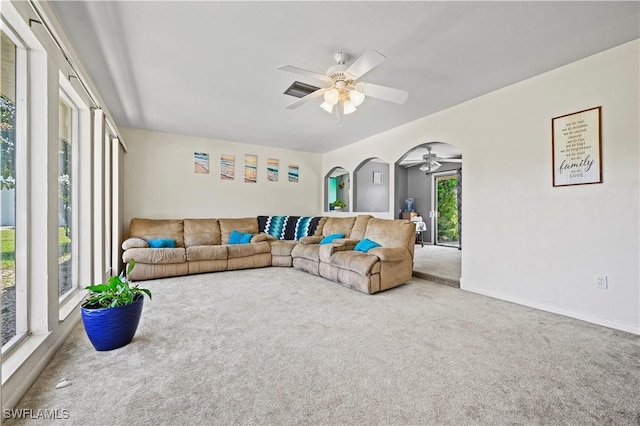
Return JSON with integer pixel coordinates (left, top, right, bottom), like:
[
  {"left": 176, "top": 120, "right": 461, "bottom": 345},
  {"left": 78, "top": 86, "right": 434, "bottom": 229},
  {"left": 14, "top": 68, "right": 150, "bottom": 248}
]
[
  {"left": 228, "top": 230, "right": 243, "bottom": 244},
  {"left": 320, "top": 233, "right": 344, "bottom": 244},
  {"left": 229, "top": 230, "right": 253, "bottom": 244},
  {"left": 147, "top": 238, "right": 176, "bottom": 248},
  {"left": 354, "top": 238, "right": 381, "bottom": 253}
]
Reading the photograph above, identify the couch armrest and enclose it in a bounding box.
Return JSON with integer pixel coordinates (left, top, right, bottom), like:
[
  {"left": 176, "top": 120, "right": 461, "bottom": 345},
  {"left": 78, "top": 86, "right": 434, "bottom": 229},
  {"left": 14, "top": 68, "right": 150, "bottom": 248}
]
[
  {"left": 299, "top": 236, "right": 323, "bottom": 244},
  {"left": 319, "top": 243, "right": 356, "bottom": 263},
  {"left": 122, "top": 237, "right": 149, "bottom": 250},
  {"left": 251, "top": 233, "right": 269, "bottom": 243},
  {"left": 332, "top": 238, "right": 359, "bottom": 247},
  {"left": 368, "top": 247, "right": 410, "bottom": 262}
]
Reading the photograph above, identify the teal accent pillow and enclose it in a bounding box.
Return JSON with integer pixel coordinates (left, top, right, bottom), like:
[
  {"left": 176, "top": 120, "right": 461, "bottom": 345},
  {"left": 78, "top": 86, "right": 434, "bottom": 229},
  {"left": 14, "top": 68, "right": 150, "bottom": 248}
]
[
  {"left": 354, "top": 238, "right": 381, "bottom": 252},
  {"left": 147, "top": 238, "right": 176, "bottom": 248},
  {"left": 320, "top": 233, "right": 344, "bottom": 244},
  {"left": 229, "top": 230, "right": 253, "bottom": 244}
]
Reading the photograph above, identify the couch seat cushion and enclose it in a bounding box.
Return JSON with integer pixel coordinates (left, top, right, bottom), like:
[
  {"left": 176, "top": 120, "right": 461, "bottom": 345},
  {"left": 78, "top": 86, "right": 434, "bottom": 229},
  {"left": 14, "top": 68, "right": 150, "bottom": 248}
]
[
  {"left": 186, "top": 245, "right": 228, "bottom": 262},
  {"left": 123, "top": 247, "right": 186, "bottom": 264},
  {"left": 329, "top": 250, "right": 380, "bottom": 276},
  {"left": 291, "top": 243, "right": 320, "bottom": 262},
  {"left": 227, "top": 241, "right": 270, "bottom": 259},
  {"left": 270, "top": 240, "right": 298, "bottom": 256}
]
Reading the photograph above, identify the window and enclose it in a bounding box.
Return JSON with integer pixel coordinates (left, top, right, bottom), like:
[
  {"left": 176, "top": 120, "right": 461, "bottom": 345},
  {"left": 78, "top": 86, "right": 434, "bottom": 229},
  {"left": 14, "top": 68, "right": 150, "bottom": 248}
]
[
  {"left": 1, "top": 27, "right": 27, "bottom": 349},
  {"left": 58, "top": 72, "right": 90, "bottom": 316},
  {"left": 58, "top": 99, "right": 72, "bottom": 297}
]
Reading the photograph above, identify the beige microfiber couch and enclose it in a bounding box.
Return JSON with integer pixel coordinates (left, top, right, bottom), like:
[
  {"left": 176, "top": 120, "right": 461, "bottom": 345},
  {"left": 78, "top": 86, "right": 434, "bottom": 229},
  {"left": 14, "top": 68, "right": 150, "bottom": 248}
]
[
  {"left": 122, "top": 217, "right": 270, "bottom": 281},
  {"left": 291, "top": 216, "right": 416, "bottom": 294},
  {"left": 290, "top": 215, "right": 370, "bottom": 275},
  {"left": 122, "top": 215, "right": 416, "bottom": 294}
]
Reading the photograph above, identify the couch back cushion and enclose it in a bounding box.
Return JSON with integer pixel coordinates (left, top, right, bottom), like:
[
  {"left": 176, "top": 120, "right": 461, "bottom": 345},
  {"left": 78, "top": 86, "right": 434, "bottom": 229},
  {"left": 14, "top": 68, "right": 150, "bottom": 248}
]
[
  {"left": 184, "top": 218, "right": 221, "bottom": 247},
  {"left": 258, "top": 215, "right": 323, "bottom": 240},
  {"left": 349, "top": 215, "right": 372, "bottom": 240},
  {"left": 314, "top": 217, "right": 327, "bottom": 236},
  {"left": 322, "top": 217, "right": 357, "bottom": 238},
  {"left": 364, "top": 218, "right": 416, "bottom": 258},
  {"left": 129, "top": 218, "right": 185, "bottom": 248},
  {"left": 219, "top": 217, "right": 259, "bottom": 244}
]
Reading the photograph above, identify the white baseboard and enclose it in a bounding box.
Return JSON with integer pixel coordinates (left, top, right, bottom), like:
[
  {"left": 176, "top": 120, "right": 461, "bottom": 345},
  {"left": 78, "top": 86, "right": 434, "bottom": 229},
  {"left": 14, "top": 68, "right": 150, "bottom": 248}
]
[{"left": 461, "top": 282, "right": 640, "bottom": 335}]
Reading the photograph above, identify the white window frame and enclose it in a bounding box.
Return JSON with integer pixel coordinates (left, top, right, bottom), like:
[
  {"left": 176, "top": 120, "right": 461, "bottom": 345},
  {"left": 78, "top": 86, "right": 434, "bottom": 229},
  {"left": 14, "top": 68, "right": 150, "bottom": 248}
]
[
  {"left": 58, "top": 72, "right": 91, "bottom": 319},
  {"left": 58, "top": 84, "right": 80, "bottom": 304},
  {"left": 0, "top": 20, "right": 29, "bottom": 354}
]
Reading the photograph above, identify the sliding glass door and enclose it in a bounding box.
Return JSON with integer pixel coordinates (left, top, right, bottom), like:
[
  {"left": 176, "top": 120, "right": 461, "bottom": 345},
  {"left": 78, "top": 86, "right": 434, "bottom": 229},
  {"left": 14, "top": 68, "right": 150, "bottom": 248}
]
[{"left": 434, "top": 173, "right": 460, "bottom": 248}]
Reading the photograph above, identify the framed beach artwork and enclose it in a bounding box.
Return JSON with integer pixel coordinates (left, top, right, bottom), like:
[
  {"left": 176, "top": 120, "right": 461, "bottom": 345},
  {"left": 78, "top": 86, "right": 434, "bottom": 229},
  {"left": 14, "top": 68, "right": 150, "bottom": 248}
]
[
  {"left": 220, "top": 154, "right": 234, "bottom": 180},
  {"left": 288, "top": 163, "right": 299, "bottom": 183},
  {"left": 267, "top": 158, "right": 279, "bottom": 182},
  {"left": 244, "top": 154, "right": 257, "bottom": 183},
  {"left": 194, "top": 152, "right": 209, "bottom": 174}
]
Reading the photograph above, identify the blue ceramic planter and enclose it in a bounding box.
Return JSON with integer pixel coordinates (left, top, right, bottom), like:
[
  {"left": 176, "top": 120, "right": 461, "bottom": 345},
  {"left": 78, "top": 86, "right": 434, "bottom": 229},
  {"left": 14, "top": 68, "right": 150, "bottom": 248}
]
[{"left": 81, "top": 295, "right": 144, "bottom": 351}]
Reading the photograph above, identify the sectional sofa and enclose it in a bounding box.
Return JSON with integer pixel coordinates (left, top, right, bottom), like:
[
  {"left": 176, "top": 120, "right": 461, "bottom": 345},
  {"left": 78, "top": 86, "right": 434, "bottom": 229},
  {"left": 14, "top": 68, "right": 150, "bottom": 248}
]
[{"left": 121, "top": 215, "right": 416, "bottom": 294}]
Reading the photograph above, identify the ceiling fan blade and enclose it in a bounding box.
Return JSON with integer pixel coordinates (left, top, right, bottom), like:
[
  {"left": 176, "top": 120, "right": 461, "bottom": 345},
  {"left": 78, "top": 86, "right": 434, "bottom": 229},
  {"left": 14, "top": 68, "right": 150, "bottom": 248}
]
[
  {"left": 345, "top": 50, "right": 386, "bottom": 80},
  {"left": 361, "top": 82, "right": 408, "bottom": 104},
  {"left": 285, "top": 87, "right": 329, "bottom": 110},
  {"left": 403, "top": 162, "right": 425, "bottom": 168},
  {"left": 277, "top": 65, "right": 331, "bottom": 83},
  {"left": 439, "top": 158, "right": 463, "bottom": 163}
]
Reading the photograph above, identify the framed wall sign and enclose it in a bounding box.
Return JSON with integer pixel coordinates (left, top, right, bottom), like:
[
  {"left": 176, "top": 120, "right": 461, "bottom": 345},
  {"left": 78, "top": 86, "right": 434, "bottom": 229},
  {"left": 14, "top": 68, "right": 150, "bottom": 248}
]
[
  {"left": 373, "top": 171, "right": 383, "bottom": 184},
  {"left": 552, "top": 106, "right": 602, "bottom": 187}
]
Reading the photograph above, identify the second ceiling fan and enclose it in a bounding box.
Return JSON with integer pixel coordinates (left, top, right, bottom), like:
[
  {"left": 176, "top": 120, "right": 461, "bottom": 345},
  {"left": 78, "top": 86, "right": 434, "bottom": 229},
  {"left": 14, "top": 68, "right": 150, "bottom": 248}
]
[
  {"left": 404, "top": 146, "right": 463, "bottom": 173},
  {"left": 278, "top": 50, "right": 408, "bottom": 120}
]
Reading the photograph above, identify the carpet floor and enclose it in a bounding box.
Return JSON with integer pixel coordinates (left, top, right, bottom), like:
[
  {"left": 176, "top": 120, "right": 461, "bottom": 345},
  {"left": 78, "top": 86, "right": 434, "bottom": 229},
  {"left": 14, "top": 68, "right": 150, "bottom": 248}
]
[{"left": 7, "top": 267, "right": 640, "bottom": 425}]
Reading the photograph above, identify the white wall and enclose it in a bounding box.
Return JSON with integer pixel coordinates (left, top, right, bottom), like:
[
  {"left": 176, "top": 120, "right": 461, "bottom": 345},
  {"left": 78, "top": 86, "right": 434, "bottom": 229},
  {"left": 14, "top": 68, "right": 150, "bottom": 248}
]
[
  {"left": 322, "top": 40, "right": 639, "bottom": 334},
  {"left": 121, "top": 127, "right": 322, "bottom": 231}
]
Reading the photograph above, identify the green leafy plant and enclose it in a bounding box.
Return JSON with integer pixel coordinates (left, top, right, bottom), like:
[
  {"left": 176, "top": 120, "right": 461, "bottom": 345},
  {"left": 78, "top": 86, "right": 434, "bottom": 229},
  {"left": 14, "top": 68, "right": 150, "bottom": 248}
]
[
  {"left": 331, "top": 200, "right": 347, "bottom": 208},
  {"left": 82, "top": 259, "right": 152, "bottom": 309}
]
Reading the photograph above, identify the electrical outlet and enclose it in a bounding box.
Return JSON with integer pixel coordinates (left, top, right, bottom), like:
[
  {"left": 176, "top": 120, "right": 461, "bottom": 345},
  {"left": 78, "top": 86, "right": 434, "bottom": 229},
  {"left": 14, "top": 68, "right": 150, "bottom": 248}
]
[{"left": 596, "top": 276, "right": 608, "bottom": 289}]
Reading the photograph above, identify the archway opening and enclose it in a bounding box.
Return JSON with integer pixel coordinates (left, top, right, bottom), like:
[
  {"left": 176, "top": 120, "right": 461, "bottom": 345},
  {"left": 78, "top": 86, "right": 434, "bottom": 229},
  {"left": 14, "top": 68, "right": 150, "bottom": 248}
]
[
  {"left": 324, "top": 167, "right": 350, "bottom": 212},
  {"left": 353, "top": 157, "right": 390, "bottom": 212},
  {"left": 395, "top": 141, "right": 463, "bottom": 286}
]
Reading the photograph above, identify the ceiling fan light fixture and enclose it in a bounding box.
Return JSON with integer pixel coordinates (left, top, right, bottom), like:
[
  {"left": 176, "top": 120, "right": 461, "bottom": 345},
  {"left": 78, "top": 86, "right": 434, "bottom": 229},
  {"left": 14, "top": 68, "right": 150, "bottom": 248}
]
[
  {"left": 324, "top": 88, "right": 340, "bottom": 105},
  {"left": 419, "top": 162, "right": 442, "bottom": 173},
  {"left": 342, "top": 100, "right": 357, "bottom": 115},
  {"left": 320, "top": 101, "right": 334, "bottom": 113},
  {"left": 349, "top": 88, "right": 365, "bottom": 107}
]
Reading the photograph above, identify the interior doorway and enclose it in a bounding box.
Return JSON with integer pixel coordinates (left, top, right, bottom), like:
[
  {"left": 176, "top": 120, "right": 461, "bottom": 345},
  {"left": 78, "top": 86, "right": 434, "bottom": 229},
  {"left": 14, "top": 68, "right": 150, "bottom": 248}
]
[
  {"left": 434, "top": 172, "right": 460, "bottom": 248},
  {"left": 395, "top": 141, "right": 463, "bottom": 286}
]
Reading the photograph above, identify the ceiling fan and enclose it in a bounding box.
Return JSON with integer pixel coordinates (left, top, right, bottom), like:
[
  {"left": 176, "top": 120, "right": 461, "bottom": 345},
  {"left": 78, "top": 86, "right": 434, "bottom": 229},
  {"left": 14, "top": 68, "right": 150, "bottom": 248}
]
[
  {"left": 403, "top": 147, "right": 462, "bottom": 173},
  {"left": 277, "top": 50, "right": 408, "bottom": 121}
]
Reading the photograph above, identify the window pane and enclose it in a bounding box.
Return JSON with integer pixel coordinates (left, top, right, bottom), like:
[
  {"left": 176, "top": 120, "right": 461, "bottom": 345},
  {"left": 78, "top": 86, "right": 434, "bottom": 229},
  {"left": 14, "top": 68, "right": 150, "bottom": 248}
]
[
  {"left": 58, "top": 100, "right": 73, "bottom": 297},
  {"left": 1, "top": 30, "right": 17, "bottom": 346}
]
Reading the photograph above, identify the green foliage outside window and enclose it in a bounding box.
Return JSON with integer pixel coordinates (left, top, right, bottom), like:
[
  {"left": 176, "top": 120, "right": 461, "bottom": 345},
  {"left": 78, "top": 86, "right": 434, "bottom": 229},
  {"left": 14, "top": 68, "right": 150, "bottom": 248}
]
[
  {"left": 1, "top": 95, "right": 16, "bottom": 190},
  {"left": 437, "top": 178, "right": 459, "bottom": 242}
]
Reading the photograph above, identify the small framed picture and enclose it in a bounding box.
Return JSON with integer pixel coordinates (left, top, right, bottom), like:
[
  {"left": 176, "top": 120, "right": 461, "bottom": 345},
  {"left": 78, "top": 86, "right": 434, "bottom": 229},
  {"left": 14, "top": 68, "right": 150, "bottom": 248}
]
[{"left": 373, "top": 171, "right": 383, "bottom": 184}]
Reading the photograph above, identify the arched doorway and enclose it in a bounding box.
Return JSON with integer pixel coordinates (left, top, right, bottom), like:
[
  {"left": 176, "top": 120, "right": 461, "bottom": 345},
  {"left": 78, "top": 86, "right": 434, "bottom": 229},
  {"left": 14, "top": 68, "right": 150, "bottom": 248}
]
[
  {"left": 395, "top": 142, "right": 462, "bottom": 286},
  {"left": 324, "top": 166, "right": 350, "bottom": 212}
]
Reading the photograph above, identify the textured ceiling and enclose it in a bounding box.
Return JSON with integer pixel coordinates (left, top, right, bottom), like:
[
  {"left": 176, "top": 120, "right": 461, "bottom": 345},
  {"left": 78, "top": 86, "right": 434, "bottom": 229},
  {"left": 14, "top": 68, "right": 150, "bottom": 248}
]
[{"left": 50, "top": 1, "right": 639, "bottom": 153}]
